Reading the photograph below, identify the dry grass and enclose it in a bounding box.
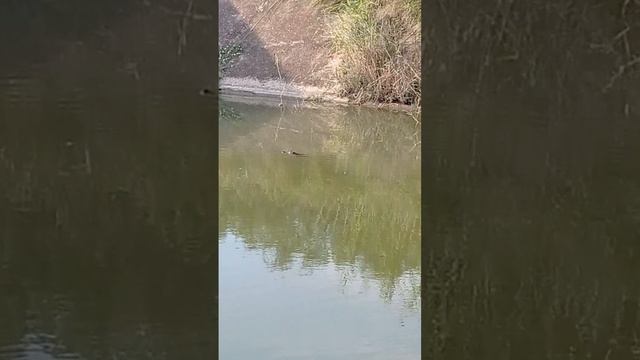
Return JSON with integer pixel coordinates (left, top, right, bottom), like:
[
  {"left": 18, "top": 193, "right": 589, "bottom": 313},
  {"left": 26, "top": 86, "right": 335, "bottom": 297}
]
[{"left": 317, "top": 0, "right": 421, "bottom": 107}]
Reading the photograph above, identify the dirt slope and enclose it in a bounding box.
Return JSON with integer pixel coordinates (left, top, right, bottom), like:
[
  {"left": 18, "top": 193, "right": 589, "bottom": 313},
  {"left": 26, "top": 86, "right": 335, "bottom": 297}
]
[{"left": 218, "top": 0, "right": 336, "bottom": 89}]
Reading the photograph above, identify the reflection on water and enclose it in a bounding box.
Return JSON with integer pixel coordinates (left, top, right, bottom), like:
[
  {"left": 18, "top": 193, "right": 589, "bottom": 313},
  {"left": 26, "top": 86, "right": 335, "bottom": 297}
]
[
  {"left": 219, "top": 96, "right": 421, "bottom": 360},
  {"left": 0, "top": 1, "right": 216, "bottom": 359},
  {"left": 424, "top": 0, "right": 640, "bottom": 355},
  {"left": 0, "top": 77, "right": 217, "bottom": 359},
  {"left": 424, "top": 89, "right": 640, "bottom": 359}
]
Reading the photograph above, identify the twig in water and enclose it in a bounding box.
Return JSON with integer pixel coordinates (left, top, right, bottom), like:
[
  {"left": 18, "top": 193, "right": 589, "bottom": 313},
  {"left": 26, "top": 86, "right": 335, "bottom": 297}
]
[
  {"left": 602, "top": 56, "right": 640, "bottom": 92},
  {"left": 274, "top": 111, "right": 283, "bottom": 142},
  {"left": 177, "top": 0, "right": 194, "bottom": 55},
  {"left": 84, "top": 145, "right": 92, "bottom": 174}
]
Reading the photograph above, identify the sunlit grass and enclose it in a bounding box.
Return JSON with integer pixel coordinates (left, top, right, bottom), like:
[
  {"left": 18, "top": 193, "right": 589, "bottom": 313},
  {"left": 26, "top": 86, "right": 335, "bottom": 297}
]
[{"left": 315, "top": 0, "right": 421, "bottom": 107}]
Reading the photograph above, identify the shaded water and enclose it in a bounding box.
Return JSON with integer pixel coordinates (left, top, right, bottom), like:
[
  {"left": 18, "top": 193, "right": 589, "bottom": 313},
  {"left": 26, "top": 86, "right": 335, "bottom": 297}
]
[
  {"left": 0, "top": 78, "right": 217, "bottom": 359},
  {"left": 424, "top": 90, "right": 640, "bottom": 359},
  {"left": 219, "top": 95, "right": 421, "bottom": 360},
  {"left": 424, "top": 0, "right": 640, "bottom": 358},
  {"left": 0, "top": 1, "right": 217, "bottom": 359}
]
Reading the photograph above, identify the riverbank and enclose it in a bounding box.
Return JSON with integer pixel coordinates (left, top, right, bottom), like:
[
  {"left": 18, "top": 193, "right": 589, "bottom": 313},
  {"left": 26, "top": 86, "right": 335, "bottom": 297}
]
[
  {"left": 219, "top": 77, "right": 418, "bottom": 114},
  {"left": 218, "top": 0, "right": 421, "bottom": 111}
]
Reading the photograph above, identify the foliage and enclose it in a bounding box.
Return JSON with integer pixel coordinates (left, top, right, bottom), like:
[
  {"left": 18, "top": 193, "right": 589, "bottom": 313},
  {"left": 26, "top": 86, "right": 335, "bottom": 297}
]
[
  {"left": 219, "top": 42, "right": 243, "bottom": 73},
  {"left": 315, "top": 0, "right": 421, "bottom": 107}
]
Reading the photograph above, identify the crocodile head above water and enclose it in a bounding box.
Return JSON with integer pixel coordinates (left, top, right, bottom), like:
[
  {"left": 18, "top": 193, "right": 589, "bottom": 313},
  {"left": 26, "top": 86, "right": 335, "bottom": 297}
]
[{"left": 281, "top": 150, "right": 306, "bottom": 156}]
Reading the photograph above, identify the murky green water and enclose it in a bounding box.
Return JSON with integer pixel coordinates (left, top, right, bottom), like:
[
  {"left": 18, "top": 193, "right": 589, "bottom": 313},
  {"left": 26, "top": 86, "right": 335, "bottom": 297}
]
[
  {"left": 1, "top": 1, "right": 217, "bottom": 359},
  {"left": 424, "top": 91, "right": 640, "bottom": 359},
  {"left": 219, "top": 95, "right": 421, "bottom": 360},
  {"left": 0, "top": 74, "right": 218, "bottom": 359}
]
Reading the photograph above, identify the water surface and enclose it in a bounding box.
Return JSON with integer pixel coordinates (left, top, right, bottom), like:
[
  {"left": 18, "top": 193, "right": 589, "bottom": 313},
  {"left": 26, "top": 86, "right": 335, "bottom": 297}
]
[
  {"left": 0, "top": 1, "right": 217, "bottom": 359},
  {"left": 424, "top": 90, "right": 640, "bottom": 359},
  {"left": 219, "top": 96, "right": 421, "bottom": 360}
]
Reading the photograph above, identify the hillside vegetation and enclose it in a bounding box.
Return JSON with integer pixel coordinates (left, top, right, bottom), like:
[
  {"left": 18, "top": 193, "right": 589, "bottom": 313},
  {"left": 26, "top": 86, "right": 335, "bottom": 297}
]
[{"left": 315, "top": 0, "right": 421, "bottom": 107}]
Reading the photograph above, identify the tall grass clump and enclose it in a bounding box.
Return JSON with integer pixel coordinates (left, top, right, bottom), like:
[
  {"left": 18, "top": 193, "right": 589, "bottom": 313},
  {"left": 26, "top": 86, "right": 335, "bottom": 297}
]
[{"left": 316, "top": 0, "right": 421, "bottom": 107}]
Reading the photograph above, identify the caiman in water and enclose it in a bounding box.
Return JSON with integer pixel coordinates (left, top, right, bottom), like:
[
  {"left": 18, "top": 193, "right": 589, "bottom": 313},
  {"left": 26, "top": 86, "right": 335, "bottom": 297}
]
[{"left": 281, "top": 150, "right": 307, "bottom": 156}]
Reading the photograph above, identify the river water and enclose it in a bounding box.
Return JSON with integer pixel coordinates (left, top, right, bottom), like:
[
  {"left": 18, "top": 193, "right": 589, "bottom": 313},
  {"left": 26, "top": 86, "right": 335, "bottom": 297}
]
[
  {"left": 7, "top": 1, "right": 638, "bottom": 360},
  {"left": 219, "top": 95, "right": 421, "bottom": 359},
  {"left": 0, "top": 2, "right": 421, "bottom": 358},
  {"left": 1, "top": 1, "right": 217, "bottom": 359},
  {"left": 424, "top": 89, "right": 640, "bottom": 359},
  {"left": 0, "top": 69, "right": 218, "bottom": 360}
]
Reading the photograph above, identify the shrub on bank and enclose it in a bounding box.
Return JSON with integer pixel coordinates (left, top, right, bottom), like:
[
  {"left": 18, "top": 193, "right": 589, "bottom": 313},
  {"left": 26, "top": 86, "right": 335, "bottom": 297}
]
[{"left": 316, "top": 0, "right": 421, "bottom": 107}]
